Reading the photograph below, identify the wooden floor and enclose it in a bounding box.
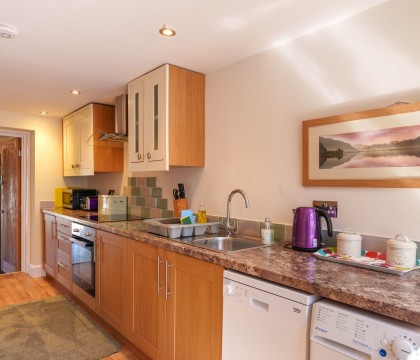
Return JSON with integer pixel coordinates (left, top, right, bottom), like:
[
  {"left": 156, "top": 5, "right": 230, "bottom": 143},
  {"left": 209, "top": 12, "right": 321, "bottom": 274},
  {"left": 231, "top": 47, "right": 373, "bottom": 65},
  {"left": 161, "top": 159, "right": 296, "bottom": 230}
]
[{"left": 0, "top": 272, "right": 139, "bottom": 360}]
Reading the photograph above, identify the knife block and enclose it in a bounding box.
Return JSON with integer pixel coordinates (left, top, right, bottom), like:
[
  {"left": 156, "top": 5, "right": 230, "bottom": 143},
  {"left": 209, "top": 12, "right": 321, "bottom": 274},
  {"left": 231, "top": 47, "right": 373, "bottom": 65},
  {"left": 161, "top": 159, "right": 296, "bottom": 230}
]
[{"left": 173, "top": 198, "right": 188, "bottom": 218}]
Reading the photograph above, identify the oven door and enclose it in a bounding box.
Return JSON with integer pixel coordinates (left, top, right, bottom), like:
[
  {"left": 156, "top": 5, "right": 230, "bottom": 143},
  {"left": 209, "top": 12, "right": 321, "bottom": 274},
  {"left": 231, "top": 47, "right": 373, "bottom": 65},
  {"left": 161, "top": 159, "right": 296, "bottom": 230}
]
[{"left": 71, "top": 236, "right": 95, "bottom": 297}]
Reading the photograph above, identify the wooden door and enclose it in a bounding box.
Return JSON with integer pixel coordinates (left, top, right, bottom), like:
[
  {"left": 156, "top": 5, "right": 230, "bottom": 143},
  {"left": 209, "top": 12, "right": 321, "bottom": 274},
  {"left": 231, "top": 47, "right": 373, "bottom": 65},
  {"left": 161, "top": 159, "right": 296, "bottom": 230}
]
[
  {"left": 0, "top": 138, "right": 21, "bottom": 273},
  {"left": 96, "top": 230, "right": 128, "bottom": 332},
  {"left": 125, "top": 240, "right": 165, "bottom": 360},
  {"left": 165, "top": 252, "right": 223, "bottom": 360}
]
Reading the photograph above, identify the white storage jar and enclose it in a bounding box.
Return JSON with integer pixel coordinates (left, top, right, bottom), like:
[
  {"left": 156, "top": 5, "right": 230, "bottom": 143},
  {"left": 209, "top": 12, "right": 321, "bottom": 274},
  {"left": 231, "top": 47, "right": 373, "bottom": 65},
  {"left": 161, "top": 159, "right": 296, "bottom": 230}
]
[
  {"left": 336, "top": 230, "right": 362, "bottom": 258},
  {"left": 386, "top": 234, "right": 417, "bottom": 268}
]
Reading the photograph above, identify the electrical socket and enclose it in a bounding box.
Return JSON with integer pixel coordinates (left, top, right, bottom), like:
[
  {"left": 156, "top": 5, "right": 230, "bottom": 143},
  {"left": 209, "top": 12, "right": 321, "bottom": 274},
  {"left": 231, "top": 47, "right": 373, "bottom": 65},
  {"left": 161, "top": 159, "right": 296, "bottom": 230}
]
[{"left": 313, "top": 200, "right": 338, "bottom": 218}]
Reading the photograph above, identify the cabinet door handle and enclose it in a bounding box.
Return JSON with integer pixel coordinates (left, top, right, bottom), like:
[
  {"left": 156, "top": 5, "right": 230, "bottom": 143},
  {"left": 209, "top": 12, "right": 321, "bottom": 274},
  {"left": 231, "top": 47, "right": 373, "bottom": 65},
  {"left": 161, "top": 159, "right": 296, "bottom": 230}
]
[
  {"left": 147, "top": 152, "right": 151, "bottom": 159},
  {"left": 51, "top": 221, "right": 57, "bottom": 234},
  {"left": 71, "top": 164, "right": 75, "bottom": 169},
  {"left": 157, "top": 256, "right": 163, "bottom": 294},
  {"left": 165, "top": 260, "right": 172, "bottom": 300},
  {"left": 75, "top": 163, "right": 80, "bottom": 168},
  {"left": 137, "top": 153, "right": 142, "bottom": 160},
  {"left": 94, "top": 237, "right": 100, "bottom": 263},
  {"left": 57, "top": 260, "right": 67, "bottom": 269}
]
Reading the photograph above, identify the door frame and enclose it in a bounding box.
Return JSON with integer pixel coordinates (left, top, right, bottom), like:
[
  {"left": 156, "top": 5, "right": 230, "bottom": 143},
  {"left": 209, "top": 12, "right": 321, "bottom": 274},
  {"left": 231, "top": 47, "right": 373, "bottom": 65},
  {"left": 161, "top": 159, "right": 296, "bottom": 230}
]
[{"left": 0, "top": 128, "right": 30, "bottom": 274}]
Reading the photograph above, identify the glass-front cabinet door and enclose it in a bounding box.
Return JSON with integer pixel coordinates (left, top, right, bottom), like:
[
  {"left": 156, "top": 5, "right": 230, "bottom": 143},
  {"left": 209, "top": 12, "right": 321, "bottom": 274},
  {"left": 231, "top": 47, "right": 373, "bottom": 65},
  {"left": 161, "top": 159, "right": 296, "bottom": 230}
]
[
  {"left": 128, "top": 65, "right": 168, "bottom": 171},
  {"left": 128, "top": 77, "right": 145, "bottom": 166},
  {"left": 145, "top": 66, "right": 166, "bottom": 163}
]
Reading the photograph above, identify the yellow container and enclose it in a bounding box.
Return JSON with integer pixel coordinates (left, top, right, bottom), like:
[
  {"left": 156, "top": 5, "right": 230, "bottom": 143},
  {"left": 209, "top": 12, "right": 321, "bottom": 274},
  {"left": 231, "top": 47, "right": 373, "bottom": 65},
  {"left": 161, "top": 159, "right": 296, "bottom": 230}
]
[
  {"left": 197, "top": 202, "right": 207, "bottom": 223},
  {"left": 54, "top": 188, "right": 64, "bottom": 207}
]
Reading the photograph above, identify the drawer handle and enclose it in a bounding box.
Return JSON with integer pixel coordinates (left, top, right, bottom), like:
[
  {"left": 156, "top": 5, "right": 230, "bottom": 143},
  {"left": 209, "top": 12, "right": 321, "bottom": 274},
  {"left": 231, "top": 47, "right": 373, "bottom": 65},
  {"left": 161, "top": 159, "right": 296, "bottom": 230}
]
[{"left": 57, "top": 260, "right": 67, "bottom": 269}]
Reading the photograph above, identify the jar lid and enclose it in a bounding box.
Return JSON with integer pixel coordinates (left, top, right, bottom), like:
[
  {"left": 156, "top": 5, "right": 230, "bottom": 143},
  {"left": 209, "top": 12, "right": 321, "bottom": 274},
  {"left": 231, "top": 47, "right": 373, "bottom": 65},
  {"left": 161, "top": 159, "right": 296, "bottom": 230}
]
[
  {"left": 337, "top": 229, "right": 362, "bottom": 241},
  {"left": 387, "top": 234, "right": 418, "bottom": 249}
]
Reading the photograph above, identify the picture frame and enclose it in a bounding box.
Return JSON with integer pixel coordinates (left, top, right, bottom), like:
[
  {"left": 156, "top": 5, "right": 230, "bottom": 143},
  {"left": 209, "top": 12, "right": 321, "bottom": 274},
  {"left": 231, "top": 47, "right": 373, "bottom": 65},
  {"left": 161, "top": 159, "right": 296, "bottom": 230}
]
[{"left": 302, "top": 102, "right": 420, "bottom": 188}]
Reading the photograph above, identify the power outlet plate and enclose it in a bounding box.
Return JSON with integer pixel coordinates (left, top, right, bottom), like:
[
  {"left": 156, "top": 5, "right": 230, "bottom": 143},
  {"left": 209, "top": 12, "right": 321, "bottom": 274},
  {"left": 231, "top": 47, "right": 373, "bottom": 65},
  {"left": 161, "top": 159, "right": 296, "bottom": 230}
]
[{"left": 313, "top": 200, "right": 338, "bottom": 218}]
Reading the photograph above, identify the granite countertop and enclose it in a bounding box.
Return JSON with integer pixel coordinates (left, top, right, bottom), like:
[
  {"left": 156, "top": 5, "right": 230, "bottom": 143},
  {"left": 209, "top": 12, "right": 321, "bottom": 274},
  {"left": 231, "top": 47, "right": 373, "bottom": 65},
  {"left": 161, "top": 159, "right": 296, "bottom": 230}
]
[{"left": 43, "top": 208, "right": 420, "bottom": 326}]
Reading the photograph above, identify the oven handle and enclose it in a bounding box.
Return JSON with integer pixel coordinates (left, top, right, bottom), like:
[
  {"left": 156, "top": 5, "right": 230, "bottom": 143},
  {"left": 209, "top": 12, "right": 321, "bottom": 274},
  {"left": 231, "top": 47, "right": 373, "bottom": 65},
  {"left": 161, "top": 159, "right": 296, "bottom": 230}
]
[{"left": 71, "top": 237, "right": 94, "bottom": 248}]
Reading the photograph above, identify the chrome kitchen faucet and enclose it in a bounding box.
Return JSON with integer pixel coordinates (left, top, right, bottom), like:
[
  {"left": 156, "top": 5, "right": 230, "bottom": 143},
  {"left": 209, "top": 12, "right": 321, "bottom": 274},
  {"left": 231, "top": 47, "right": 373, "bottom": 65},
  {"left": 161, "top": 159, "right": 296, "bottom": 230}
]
[{"left": 223, "top": 189, "right": 250, "bottom": 236}]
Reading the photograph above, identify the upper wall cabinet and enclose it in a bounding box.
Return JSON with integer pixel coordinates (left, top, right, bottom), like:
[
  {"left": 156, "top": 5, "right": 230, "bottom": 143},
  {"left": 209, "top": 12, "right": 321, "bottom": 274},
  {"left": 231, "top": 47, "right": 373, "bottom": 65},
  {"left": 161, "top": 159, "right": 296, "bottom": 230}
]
[
  {"left": 63, "top": 103, "right": 124, "bottom": 176},
  {"left": 128, "top": 64, "right": 205, "bottom": 172}
]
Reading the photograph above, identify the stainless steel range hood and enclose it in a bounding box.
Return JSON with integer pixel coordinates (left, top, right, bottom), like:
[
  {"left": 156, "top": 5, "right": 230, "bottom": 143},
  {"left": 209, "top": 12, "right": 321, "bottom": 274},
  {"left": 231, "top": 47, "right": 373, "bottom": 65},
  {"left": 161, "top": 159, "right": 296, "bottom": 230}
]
[{"left": 98, "top": 94, "right": 128, "bottom": 141}]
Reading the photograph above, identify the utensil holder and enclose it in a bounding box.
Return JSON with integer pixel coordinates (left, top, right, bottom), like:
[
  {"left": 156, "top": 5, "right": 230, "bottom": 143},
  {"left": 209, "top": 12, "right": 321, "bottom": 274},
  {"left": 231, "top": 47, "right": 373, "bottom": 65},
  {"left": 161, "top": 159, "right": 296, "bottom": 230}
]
[{"left": 173, "top": 198, "right": 188, "bottom": 217}]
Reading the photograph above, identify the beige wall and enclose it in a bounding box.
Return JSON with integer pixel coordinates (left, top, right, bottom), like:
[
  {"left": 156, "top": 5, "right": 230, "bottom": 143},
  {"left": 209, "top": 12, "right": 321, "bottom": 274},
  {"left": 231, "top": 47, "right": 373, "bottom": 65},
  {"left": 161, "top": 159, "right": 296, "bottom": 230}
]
[{"left": 128, "top": 0, "right": 420, "bottom": 241}]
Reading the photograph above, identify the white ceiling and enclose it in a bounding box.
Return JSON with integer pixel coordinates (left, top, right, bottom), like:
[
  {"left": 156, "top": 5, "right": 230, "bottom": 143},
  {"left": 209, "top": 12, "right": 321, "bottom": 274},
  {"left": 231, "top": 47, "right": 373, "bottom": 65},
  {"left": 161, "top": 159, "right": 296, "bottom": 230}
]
[{"left": 1, "top": 0, "right": 389, "bottom": 117}]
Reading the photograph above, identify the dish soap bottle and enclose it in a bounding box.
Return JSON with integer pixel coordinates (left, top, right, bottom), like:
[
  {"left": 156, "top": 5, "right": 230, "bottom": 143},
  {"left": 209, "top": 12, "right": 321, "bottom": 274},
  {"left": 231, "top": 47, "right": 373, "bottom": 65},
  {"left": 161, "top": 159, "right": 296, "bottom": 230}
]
[
  {"left": 261, "top": 217, "right": 274, "bottom": 245},
  {"left": 197, "top": 202, "right": 207, "bottom": 223}
]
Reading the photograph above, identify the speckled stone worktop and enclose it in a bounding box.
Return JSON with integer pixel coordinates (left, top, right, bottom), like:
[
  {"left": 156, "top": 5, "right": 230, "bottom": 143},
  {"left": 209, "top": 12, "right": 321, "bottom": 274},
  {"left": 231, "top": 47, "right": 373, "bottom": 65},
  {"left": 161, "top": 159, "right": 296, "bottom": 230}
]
[{"left": 43, "top": 208, "right": 420, "bottom": 327}]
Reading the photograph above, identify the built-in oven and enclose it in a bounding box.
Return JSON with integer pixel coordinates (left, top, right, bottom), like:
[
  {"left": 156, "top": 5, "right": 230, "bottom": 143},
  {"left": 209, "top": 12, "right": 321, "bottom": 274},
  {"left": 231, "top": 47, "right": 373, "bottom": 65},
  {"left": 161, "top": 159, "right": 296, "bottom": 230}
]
[{"left": 71, "top": 222, "right": 96, "bottom": 298}]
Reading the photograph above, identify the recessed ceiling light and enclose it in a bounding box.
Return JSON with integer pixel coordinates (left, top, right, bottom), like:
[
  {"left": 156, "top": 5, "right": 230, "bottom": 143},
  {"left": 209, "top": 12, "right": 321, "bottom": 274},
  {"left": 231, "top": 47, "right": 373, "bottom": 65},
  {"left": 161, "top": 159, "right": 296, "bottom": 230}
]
[
  {"left": 39, "top": 111, "right": 48, "bottom": 115},
  {"left": 70, "top": 89, "right": 81, "bottom": 95},
  {"left": 0, "top": 24, "right": 20, "bottom": 39},
  {"left": 159, "top": 25, "right": 176, "bottom": 37}
]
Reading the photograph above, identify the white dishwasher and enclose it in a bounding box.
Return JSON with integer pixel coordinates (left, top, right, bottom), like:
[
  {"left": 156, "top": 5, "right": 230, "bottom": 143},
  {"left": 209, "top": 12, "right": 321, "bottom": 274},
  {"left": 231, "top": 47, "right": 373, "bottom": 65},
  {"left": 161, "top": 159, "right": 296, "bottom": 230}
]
[
  {"left": 310, "top": 299, "right": 420, "bottom": 360},
  {"left": 222, "top": 270, "right": 321, "bottom": 360}
]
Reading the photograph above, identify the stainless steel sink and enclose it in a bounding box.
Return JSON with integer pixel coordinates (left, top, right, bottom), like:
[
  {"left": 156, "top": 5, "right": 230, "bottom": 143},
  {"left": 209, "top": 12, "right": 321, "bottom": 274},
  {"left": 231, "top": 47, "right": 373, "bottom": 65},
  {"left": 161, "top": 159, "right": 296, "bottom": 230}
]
[{"left": 190, "top": 236, "right": 268, "bottom": 253}]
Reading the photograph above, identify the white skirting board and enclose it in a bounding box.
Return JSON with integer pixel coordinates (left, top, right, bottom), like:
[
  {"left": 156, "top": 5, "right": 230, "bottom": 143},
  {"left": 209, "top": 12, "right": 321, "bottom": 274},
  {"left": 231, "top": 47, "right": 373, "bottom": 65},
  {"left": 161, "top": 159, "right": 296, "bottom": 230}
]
[{"left": 26, "top": 263, "right": 46, "bottom": 278}]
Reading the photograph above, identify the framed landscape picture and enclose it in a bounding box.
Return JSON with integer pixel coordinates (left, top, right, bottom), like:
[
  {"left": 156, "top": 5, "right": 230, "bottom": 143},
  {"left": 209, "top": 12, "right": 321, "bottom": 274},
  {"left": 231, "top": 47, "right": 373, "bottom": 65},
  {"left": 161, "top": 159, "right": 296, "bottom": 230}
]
[{"left": 302, "top": 102, "right": 420, "bottom": 187}]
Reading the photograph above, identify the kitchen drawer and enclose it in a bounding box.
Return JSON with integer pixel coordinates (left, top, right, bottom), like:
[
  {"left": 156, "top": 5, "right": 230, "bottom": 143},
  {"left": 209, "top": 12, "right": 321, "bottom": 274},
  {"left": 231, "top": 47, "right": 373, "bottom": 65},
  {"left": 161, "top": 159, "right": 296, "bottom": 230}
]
[
  {"left": 57, "top": 233, "right": 72, "bottom": 255},
  {"left": 57, "top": 247, "right": 71, "bottom": 264},
  {"left": 56, "top": 217, "right": 72, "bottom": 236},
  {"left": 56, "top": 256, "right": 72, "bottom": 290}
]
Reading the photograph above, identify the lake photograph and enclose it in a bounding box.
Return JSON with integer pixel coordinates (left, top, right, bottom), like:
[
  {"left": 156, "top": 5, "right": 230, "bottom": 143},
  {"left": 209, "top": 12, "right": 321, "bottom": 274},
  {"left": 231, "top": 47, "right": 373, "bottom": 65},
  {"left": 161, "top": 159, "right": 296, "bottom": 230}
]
[{"left": 319, "top": 124, "right": 420, "bottom": 169}]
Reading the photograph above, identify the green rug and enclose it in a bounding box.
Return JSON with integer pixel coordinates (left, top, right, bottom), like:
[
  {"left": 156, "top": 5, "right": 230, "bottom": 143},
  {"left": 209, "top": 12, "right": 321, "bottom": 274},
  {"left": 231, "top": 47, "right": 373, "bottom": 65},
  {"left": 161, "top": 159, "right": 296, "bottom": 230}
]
[{"left": 0, "top": 296, "right": 121, "bottom": 360}]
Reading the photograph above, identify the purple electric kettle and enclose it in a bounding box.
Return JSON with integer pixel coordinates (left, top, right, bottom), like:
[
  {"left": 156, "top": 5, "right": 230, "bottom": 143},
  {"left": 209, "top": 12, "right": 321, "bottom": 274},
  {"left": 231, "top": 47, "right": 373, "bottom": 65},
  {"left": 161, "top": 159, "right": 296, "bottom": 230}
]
[{"left": 292, "top": 207, "right": 333, "bottom": 251}]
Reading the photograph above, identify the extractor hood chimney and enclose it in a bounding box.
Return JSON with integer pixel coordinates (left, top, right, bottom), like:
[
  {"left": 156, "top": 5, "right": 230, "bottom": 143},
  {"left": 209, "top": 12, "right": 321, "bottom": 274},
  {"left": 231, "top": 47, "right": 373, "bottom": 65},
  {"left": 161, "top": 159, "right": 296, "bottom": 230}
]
[{"left": 98, "top": 94, "right": 128, "bottom": 141}]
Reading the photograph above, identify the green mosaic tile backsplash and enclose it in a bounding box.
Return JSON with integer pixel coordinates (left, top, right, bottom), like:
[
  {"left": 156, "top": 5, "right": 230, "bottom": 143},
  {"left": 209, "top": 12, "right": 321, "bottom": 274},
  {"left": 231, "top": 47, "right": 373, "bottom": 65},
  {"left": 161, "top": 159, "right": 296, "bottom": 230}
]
[{"left": 124, "top": 177, "right": 173, "bottom": 219}]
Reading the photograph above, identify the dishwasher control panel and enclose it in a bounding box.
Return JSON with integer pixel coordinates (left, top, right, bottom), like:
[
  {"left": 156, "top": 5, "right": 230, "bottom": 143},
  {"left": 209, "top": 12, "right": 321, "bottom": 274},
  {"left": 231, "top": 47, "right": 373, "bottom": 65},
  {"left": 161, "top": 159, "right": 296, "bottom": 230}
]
[{"left": 310, "top": 300, "right": 420, "bottom": 359}]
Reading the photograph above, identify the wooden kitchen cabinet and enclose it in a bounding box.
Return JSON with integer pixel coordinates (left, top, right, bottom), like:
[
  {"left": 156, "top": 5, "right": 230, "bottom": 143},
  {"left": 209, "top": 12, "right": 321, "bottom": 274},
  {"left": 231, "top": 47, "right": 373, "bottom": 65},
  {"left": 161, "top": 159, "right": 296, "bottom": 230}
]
[
  {"left": 128, "top": 64, "right": 205, "bottom": 171},
  {"left": 125, "top": 239, "right": 223, "bottom": 360},
  {"left": 165, "top": 251, "right": 223, "bottom": 360},
  {"left": 125, "top": 240, "right": 163, "bottom": 359},
  {"left": 55, "top": 217, "right": 73, "bottom": 291},
  {"left": 63, "top": 103, "right": 123, "bottom": 176},
  {"left": 95, "top": 230, "right": 128, "bottom": 333},
  {"left": 43, "top": 213, "right": 56, "bottom": 277}
]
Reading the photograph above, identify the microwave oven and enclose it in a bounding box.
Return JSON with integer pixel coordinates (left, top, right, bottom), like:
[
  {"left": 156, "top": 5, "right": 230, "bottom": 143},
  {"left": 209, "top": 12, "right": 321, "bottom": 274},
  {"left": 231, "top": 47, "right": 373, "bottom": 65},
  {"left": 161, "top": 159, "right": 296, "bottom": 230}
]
[{"left": 62, "top": 189, "right": 98, "bottom": 210}]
